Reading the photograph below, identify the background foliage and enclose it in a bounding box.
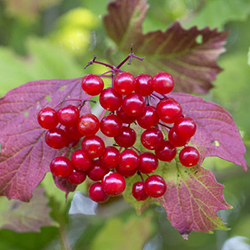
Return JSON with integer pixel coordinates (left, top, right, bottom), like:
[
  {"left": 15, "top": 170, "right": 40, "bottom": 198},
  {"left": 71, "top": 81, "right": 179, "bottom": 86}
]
[{"left": 0, "top": 0, "right": 250, "bottom": 249}]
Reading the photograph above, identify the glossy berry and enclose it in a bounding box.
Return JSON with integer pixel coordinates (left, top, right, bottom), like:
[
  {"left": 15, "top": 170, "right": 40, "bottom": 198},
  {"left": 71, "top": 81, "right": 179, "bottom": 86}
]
[
  {"left": 65, "top": 125, "right": 83, "bottom": 140},
  {"left": 152, "top": 72, "right": 174, "bottom": 94},
  {"left": 116, "top": 106, "right": 137, "bottom": 124},
  {"left": 155, "top": 140, "right": 176, "bottom": 162},
  {"left": 81, "top": 74, "right": 104, "bottom": 96},
  {"left": 134, "top": 74, "right": 153, "bottom": 96},
  {"left": 102, "top": 172, "right": 126, "bottom": 196},
  {"left": 174, "top": 117, "right": 196, "bottom": 139},
  {"left": 119, "top": 149, "right": 140, "bottom": 171},
  {"left": 99, "top": 87, "right": 122, "bottom": 111},
  {"left": 81, "top": 135, "right": 105, "bottom": 158},
  {"left": 89, "top": 182, "right": 109, "bottom": 203},
  {"left": 168, "top": 128, "right": 189, "bottom": 147},
  {"left": 144, "top": 175, "right": 167, "bottom": 198},
  {"left": 179, "top": 146, "right": 200, "bottom": 167},
  {"left": 77, "top": 113, "right": 100, "bottom": 136},
  {"left": 114, "top": 126, "right": 136, "bottom": 148},
  {"left": 116, "top": 164, "right": 137, "bottom": 177},
  {"left": 157, "top": 98, "right": 182, "bottom": 124},
  {"left": 138, "top": 152, "right": 158, "bottom": 174},
  {"left": 45, "top": 128, "right": 69, "bottom": 149},
  {"left": 87, "top": 160, "right": 109, "bottom": 181},
  {"left": 57, "top": 105, "right": 79, "bottom": 126},
  {"left": 100, "top": 114, "right": 122, "bottom": 137},
  {"left": 132, "top": 182, "right": 148, "bottom": 201},
  {"left": 71, "top": 149, "right": 92, "bottom": 171},
  {"left": 137, "top": 106, "right": 159, "bottom": 129},
  {"left": 50, "top": 156, "right": 73, "bottom": 177},
  {"left": 122, "top": 93, "right": 145, "bottom": 117},
  {"left": 38, "top": 107, "right": 59, "bottom": 129},
  {"left": 100, "top": 146, "right": 119, "bottom": 169},
  {"left": 66, "top": 169, "right": 86, "bottom": 184},
  {"left": 113, "top": 72, "right": 135, "bottom": 95},
  {"left": 141, "top": 128, "right": 164, "bottom": 150}
]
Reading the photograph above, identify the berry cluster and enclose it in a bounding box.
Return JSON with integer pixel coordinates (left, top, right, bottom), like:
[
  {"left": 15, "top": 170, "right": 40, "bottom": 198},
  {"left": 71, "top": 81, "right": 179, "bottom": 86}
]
[{"left": 37, "top": 57, "right": 200, "bottom": 204}]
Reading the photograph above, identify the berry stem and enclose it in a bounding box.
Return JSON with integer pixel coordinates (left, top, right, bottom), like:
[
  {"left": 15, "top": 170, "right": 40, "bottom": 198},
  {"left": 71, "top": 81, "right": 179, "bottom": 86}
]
[
  {"left": 158, "top": 122, "right": 172, "bottom": 130},
  {"left": 98, "top": 108, "right": 106, "bottom": 121},
  {"left": 137, "top": 171, "right": 145, "bottom": 182},
  {"left": 84, "top": 55, "right": 115, "bottom": 70}
]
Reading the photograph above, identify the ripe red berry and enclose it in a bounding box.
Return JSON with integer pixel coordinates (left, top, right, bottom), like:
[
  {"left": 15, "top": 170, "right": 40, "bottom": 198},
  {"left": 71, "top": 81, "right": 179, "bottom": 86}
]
[
  {"left": 71, "top": 149, "right": 92, "bottom": 171},
  {"left": 65, "top": 124, "right": 83, "bottom": 140},
  {"left": 137, "top": 106, "right": 159, "bottom": 129},
  {"left": 122, "top": 93, "right": 145, "bottom": 117},
  {"left": 113, "top": 72, "right": 135, "bottom": 95},
  {"left": 57, "top": 105, "right": 79, "bottom": 126},
  {"left": 168, "top": 128, "right": 189, "bottom": 147},
  {"left": 174, "top": 117, "right": 196, "bottom": 139},
  {"left": 77, "top": 113, "right": 100, "bottom": 136},
  {"left": 116, "top": 164, "right": 137, "bottom": 177},
  {"left": 134, "top": 74, "right": 153, "bottom": 96},
  {"left": 100, "top": 146, "right": 119, "bottom": 169},
  {"left": 81, "top": 74, "right": 104, "bottom": 96},
  {"left": 102, "top": 172, "right": 126, "bottom": 196},
  {"left": 138, "top": 152, "right": 158, "bottom": 174},
  {"left": 81, "top": 135, "right": 105, "bottom": 158},
  {"left": 45, "top": 128, "right": 69, "bottom": 149},
  {"left": 89, "top": 182, "right": 109, "bottom": 203},
  {"left": 155, "top": 140, "right": 176, "bottom": 162},
  {"left": 50, "top": 156, "right": 73, "bottom": 177},
  {"left": 152, "top": 72, "right": 174, "bottom": 94},
  {"left": 66, "top": 169, "right": 86, "bottom": 184},
  {"left": 179, "top": 146, "right": 200, "bottom": 167},
  {"left": 38, "top": 107, "right": 59, "bottom": 129},
  {"left": 119, "top": 149, "right": 140, "bottom": 171},
  {"left": 116, "top": 106, "right": 137, "bottom": 124},
  {"left": 132, "top": 182, "right": 148, "bottom": 201},
  {"left": 141, "top": 128, "right": 164, "bottom": 150},
  {"left": 100, "top": 114, "right": 122, "bottom": 137},
  {"left": 114, "top": 126, "right": 136, "bottom": 148},
  {"left": 99, "top": 87, "right": 122, "bottom": 111},
  {"left": 87, "top": 160, "right": 109, "bottom": 181},
  {"left": 144, "top": 175, "right": 167, "bottom": 198},
  {"left": 157, "top": 98, "right": 182, "bottom": 124}
]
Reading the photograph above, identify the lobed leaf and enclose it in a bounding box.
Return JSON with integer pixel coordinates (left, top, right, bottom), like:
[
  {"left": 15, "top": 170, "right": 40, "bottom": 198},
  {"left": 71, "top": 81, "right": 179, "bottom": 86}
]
[
  {"left": 103, "top": 0, "right": 229, "bottom": 94},
  {"left": 0, "top": 78, "right": 90, "bottom": 202}
]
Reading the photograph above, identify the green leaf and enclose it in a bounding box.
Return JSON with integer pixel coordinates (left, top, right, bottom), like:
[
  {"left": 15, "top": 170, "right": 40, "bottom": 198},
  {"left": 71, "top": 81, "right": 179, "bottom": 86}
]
[{"left": 248, "top": 47, "right": 250, "bottom": 67}]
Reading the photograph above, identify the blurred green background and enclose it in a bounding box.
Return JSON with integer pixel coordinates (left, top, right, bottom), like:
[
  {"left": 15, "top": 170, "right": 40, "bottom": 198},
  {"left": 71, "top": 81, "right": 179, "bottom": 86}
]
[{"left": 0, "top": 0, "right": 250, "bottom": 249}]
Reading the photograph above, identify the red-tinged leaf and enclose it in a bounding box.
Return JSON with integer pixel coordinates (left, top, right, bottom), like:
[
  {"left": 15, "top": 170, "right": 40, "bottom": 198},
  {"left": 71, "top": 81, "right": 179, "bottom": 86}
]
[
  {"left": 158, "top": 163, "right": 232, "bottom": 237},
  {"left": 103, "top": 0, "right": 228, "bottom": 94},
  {"left": 0, "top": 78, "right": 90, "bottom": 201},
  {"left": 0, "top": 187, "right": 58, "bottom": 232}
]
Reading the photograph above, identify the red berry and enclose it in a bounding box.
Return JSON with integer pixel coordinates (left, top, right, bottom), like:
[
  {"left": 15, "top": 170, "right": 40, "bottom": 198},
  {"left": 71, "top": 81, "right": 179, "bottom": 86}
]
[
  {"left": 141, "top": 128, "right": 164, "bottom": 150},
  {"left": 99, "top": 87, "right": 122, "bottom": 111},
  {"left": 100, "top": 114, "right": 122, "bottom": 137},
  {"left": 81, "top": 74, "right": 104, "bottom": 96},
  {"left": 168, "top": 127, "right": 189, "bottom": 147},
  {"left": 122, "top": 93, "right": 145, "bottom": 117},
  {"left": 155, "top": 140, "right": 176, "bottom": 162},
  {"left": 116, "top": 106, "right": 137, "bottom": 124},
  {"left": 113, "top": 72, "right": 135, "bottom": 95},
  {"left": 102, "top": 172, "right": 126, "bottom": 196},
  {"left": 100, "top": 146, "right": 119, "bottom": 169},
  {"left": 119, "top": 149, "right": 140, "bottom": 171},
  {"left": 157, "top": 98, "right": 182, "bottom": 123},
  {"left": 89, "top": 182, "right": 109, "bottom": 203},
  {"left": 132, "top": 182, "right": 148, "bottom": 201},
  {"left": 87, "top": 160, "right": 109, "bottom": 181},
  {"left": 45, "top": 128, "right": 69, "bottom": 149},
  {"left": 137, "top": 106, "right": 159, "bottom": 129},
  {"left": 134, "top": 74, "right": 153, "bottom": 96},
  {"left": 152, "top": 72, "right": 174, "bottom": 94},
  {"left": 144, "top": 175, "right": 167, "bottom": 198},
  {"left": 81, "top": 135, "right": 105, "bottom": 158},
  {"left": 66, "top": 169, "right": 86, "bottom": 184},
  {"left": 57, "top": 105, "right": 79, "bottom": 126},
  {"left": 77, "top": 113, "right": 100, "bottom": 136},
  {"left": 71, "top": 149, "right": 92, "bottom": 171},
  {"left": 116, "top": 164, "right": 137, "bottom": 177},
  {"left": 65, "top": 125, "right": 83, "bottom": 140},
  {"left": 114, "top": 126, "right": 136, "bottom": 148},
  {"left": 37, "top": 107, "right": 59, "bottom": 129},
  {"left": 174, "top": 117, "right": 196, "bottom": 139},
  {"left": 138, "top": 152, "right": 158, "bottom": 174},
  {"left": 179, "top": 146, "right": 200, "bottom": 167},
  {"left": 50, "top": 156, "right": 73, "bottom": 177}
]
